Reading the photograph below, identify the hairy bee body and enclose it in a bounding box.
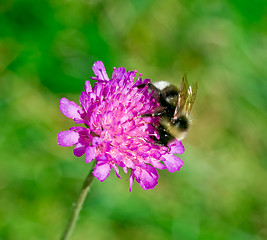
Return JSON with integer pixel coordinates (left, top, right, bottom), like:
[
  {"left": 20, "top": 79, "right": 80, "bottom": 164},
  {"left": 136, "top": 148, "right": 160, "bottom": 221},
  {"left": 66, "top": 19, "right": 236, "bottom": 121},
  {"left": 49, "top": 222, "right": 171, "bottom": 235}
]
[{"left": 139, "top": 76, "right": 197, "bottom": 146}]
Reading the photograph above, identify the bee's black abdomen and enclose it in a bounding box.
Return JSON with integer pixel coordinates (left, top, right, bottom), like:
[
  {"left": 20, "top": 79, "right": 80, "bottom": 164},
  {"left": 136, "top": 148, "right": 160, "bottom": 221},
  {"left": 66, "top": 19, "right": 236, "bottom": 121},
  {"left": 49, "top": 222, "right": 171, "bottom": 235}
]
[{"left": 173, "top": 116, "right": 188, "bottom": 131}]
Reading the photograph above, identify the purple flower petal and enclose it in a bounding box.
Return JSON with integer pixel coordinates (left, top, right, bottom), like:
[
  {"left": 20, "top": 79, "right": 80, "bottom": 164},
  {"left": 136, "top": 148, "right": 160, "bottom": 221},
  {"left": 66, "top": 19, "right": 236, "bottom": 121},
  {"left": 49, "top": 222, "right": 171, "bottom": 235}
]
[
  {"left": 112, "top": 164, "right": 121, "bottom": 179},
  {"left": 69, "top": 126, "right": 92, "bottom": 145},
  {"left": 112, "top": 67, "right": 126, "bottom": 80},
  {"left": 57, "top": 130, "right": 79, "bottom": 147},
  {"left": 92, "top": 61, "right": 109, "bottom": 81},
  {"left": 85, "top": 81, "right": 92, "bottom": 94},
  {"left": 59, "top": 98, "right": 84, "bottom": 120},
  {"left": 93, "top": 82, "right": 103, "bottom": 97},
  {"left": 162, "top": 154, "right": 184, "bottom": 173},
  {"left": 151, "top": 161, "right": 166, "bottom": 170},
  {"left": 79, "top": 92, "right": 91, "bottom": 112},
  {"left": 93, "top": 161, "right": 111, "bottom": 182},
  {"left": 85, "top": 146, "right": 96, "bottom": 163},
  {"left": 169, "top": 140, "right": 185, "bottom": 154},
  {"left": 134, "top": 165, "right": 158, "bottom": 190},
  {"left": 92, "top": 137, "right": 102, "bottom": 146},
  {"left": 73, "top": 143, "right": 86, "bottom": 157},
  {"left": 129, "top": 171, "right": 135, "bottom": 192}
]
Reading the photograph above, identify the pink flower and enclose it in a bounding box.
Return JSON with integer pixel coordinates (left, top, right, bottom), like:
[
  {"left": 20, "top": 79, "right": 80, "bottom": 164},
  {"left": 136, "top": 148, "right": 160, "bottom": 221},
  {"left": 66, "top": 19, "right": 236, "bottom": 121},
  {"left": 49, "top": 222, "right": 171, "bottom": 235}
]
[{"left": 57, "top": 61, "right": 185, "bottom": 191}]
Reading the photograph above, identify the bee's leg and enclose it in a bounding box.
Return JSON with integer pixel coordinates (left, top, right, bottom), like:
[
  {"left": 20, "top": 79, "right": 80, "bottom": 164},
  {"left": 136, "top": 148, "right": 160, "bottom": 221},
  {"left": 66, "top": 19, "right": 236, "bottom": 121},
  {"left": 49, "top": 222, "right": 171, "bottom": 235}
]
[
  {"left": 140, "top": 110, "right": 165, "bottom": 118},
  {"left": 136, "top": 83, "right": 148, "bottom": 89},
  {"left": 149, "top": 124, "right": 174, "bottom": 149},
  {"left": 136, "top": 83, "right": 153, "bottom": 89}
]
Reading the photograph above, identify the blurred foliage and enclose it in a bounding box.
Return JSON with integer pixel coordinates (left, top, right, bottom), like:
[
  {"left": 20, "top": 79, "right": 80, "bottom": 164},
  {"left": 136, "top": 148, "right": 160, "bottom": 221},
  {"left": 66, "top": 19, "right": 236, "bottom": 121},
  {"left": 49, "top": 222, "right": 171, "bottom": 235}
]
[{"left": 0, "top": 0, "right": 267, "bottom": 239}]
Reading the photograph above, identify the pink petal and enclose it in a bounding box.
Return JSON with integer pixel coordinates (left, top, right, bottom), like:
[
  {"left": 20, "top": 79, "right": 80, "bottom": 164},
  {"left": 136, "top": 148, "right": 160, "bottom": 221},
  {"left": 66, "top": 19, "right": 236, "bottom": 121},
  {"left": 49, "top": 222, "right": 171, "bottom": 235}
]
[
  {"left": 59, "top": 98, "right": 84, "bottom": 120},
  {"left": 79, "top": 92, "right": 91, "bottom": 111},
  {"left": 73, "top": 143, "right": 86, "bottom": 157},
  {"left": 134, "top": 166, "right": 158, "bottom": 190},
  {"left": 92, "top": 61, "right": 109, "bottom": 81},
  {"left": 85, "top": 81, "right": 92, "bottom": 93},
  {"left": 151, "top": 161, "right": 166, "bottom": 170},
  {"left": 112, "top": 67, "right": 126, "bottom": 80},
  {"left": 85, "top": 146, "right": 96, "bottom": 163},
  {"left": 112, "top": 164, "right": 121, "bottom": 179},
  {"left": 92, "top": 137, "right": 102, "bottom": 146},
  {"left": 139, "top": 171, "right": 158, "bottom": 190},
  {"left": 169, "top": 140, "right": 185, "bottom": 154},
  {"left": 93, "top": 162, "right": 111, "bottom": 182},
  {"left": 128, "top": 70, "right": 137, "bottom": 81},
  {"left": 163, "top": 154, "right": 184, "bottom": 173},
  {"left": 129, "top": 171, "right": 135, "bottom": 192},
  {"left": 93, "top": 82, "right": 103, "bottom": 97},
  {"left": 57, "top": 130, "right": 79, "bottom": 147}
]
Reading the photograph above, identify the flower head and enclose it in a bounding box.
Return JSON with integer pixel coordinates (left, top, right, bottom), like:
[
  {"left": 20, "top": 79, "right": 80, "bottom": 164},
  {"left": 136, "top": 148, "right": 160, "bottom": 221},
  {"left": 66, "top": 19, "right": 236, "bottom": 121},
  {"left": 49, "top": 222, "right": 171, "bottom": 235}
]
[{"left": 58, "top": 61, "right": 185, "bottom": 191}]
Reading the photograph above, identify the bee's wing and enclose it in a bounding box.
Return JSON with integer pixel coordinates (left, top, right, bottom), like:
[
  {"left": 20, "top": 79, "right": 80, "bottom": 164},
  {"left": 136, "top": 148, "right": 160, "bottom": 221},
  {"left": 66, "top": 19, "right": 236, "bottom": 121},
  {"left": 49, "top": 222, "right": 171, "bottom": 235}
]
[
  {"left": 173, "top": 74, "right": 197, "bottom": 119},
  {"left": 185, "top": 81, "right": 198, "bottom": 116},
  {"left": 173, "top": 74, "right": 189, "bottom": 118}
]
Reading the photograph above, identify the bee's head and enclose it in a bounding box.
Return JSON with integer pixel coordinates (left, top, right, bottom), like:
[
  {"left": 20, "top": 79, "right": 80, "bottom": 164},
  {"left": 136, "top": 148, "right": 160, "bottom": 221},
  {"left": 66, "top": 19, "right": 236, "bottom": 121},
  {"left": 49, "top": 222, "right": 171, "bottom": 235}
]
[{"left": 172, "top": 115, "right": 189, "bottom": 131}]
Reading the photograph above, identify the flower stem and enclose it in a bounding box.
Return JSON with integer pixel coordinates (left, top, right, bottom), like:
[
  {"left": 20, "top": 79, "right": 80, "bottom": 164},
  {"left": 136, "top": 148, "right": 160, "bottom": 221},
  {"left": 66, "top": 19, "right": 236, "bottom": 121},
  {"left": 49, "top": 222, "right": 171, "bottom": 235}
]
[{"left": 61, "top": 161, "right": 96, "bottom": 240}]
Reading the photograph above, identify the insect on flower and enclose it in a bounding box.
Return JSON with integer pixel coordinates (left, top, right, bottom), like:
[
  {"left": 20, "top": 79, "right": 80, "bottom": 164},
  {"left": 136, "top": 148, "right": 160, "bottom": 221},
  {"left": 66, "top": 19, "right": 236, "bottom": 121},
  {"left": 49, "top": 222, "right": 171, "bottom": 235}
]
[
  {"left": 137, "top": 75, "right": 197, "bottom": 146},
  {"left": 57, "top": 61, "right": 194, "bottom": 191}
]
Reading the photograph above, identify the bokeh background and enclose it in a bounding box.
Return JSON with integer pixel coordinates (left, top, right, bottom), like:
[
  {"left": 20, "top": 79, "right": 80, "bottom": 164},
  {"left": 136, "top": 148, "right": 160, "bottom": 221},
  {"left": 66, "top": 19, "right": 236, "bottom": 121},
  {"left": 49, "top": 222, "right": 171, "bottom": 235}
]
[{"left": 1, "top": 0, "right": 267, "bottom": 239}]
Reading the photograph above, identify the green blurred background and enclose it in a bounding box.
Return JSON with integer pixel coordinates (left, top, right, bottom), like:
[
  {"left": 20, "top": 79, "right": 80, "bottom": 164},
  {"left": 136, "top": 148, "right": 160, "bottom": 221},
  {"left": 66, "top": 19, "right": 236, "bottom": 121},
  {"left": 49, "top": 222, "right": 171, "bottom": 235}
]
[{"left": 0, "top": 0, "right": 266, "bottom": 239}]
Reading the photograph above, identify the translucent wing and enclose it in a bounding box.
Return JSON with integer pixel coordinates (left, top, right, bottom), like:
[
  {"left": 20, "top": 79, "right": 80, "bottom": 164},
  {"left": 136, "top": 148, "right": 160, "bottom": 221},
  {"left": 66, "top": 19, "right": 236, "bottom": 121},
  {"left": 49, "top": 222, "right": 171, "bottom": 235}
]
[
  {"left": 173, "top": 74, "right": 197, "bottom": 119},
  {"left": 185, "top": 81, "right": 198, "bottom": 116}
]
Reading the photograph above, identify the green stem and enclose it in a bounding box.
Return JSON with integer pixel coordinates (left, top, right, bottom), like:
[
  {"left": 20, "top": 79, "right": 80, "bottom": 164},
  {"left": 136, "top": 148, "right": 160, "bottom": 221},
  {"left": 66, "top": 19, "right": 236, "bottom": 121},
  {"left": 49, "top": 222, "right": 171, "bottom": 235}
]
[{"left": 61, "top": 161, "right": 96, "bottom": 240}]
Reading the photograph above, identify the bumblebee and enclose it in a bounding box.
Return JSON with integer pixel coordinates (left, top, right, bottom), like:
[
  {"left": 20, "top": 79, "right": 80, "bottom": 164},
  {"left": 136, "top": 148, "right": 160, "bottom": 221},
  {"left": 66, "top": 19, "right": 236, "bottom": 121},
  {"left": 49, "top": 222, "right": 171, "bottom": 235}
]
[{"left": 138, "top": 75, "right": 197, "bottom": 146}]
